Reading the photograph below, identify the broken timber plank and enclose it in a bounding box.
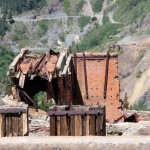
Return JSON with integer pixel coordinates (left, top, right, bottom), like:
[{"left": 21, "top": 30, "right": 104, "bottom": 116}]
[
  {"left": 22, "top": 112, "right": 28, "bottom": 136},
  {"left": 8, "top": 48, "right": 29, "bottom": 76},
  {"left": 62, "top": 54, "right": 72, "bottom": 75},
  {"left": 19, "top": 73, "right": 26, "bottom": 88}
]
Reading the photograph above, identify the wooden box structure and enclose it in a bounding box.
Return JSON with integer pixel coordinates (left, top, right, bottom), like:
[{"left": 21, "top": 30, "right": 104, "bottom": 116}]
[
  {"left": 8, "top": 49, "right": 122, "bottom": 123},
  {"left": 49, "top": 105, "right": 106, "bottom": 136},
  {"left": 0, "top": 106, "right": 28, "bottom": 137}
]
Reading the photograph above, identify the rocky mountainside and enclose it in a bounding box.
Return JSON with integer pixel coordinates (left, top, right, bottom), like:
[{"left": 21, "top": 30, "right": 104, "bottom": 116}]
[{"left": 0, "top": 0, "right": 150, "bottom": 109}]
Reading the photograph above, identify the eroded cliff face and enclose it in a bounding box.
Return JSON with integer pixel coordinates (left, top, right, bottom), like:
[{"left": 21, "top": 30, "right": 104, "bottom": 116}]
[{"left": 119, "top": 42, "right": 150, "bottom": 107}]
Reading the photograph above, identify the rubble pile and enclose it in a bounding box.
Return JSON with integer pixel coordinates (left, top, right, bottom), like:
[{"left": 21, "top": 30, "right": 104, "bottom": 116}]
[
  {"left": 107, "top": 121, "right": 150, "bottom": 136},
  {"left": 28, "top": 108, "right": 50, "bottom": 136}
]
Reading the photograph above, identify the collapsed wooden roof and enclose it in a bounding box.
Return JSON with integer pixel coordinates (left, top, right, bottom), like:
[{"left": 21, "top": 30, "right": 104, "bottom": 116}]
[
  {"left": 7, "top": 49, "right": 118, "bottom": 89},
  {"left": 7, "top": 49, "right": 59, "bottom": 88}
]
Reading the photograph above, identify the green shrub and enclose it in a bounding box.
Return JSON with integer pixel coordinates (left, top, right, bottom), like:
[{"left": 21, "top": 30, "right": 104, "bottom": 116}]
[
  {"left": 136, "top": 71, "right": 142, "bottom": 78},
  {"left": 123, "top": 93, "right": 129, "bottom": 109},
  {"left": 18, "top": 39, "right": 35, "bottom": 49},
  {"left": 64, "top": 0, "right": 71, "bottom": 15},
  {"left": 76, "top": 0, "right": 85, "bottom": 14},
  {"left": 11, "top": 25, "right": 27, "bottom": 41},
  {"left": 72, "top": 20, "right": 120, "bottom": 51},
  {"left": 59, "top": 32, "right": 65, "bottom": 42},
  {"left": 135, "top": 50, "right": 145, "bottom": 65},
  {"left": 91, "top": 17, "right": 98, "bottom": 22},
  {"left": 0, "top": 18, "right": 8, "bottom": 37},
  {"left": 113, "top": 0, "right": 150, "bottom": 25},
  {"left": 64, "top": 0, "right": 85, "bottom": 15},
  {"left": 37, "top": 20, "right": 49, "bottom": 37},
  {"left": 90, "top": 0, "right": 104, "bottom": 13},
  {"left": 34, "top": 91, "right": 53, "bottom": 111},
  {"left": 0, "top": 0, "right": 47, "bottom": 15},
  {"left": 0, "top": 46, "right": 15, "bottom": 90},
  {"left": 132, "top": 100, "right": 149, "bottom": 111},
  {"left": 78, "top": 16, "right": 91, "bottom": 30}
]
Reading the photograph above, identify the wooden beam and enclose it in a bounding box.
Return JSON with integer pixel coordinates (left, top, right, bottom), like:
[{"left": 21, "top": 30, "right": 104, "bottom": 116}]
[
  {"left": 103, "top": 51, "right": 110, "bottom": 99},
  {"left": 60, "top": 116, "right": 68, "bottom": 136},
  {"left": 89, "top": 115, "right": 96, "bottom": 135},
  {"left": 74, "top": 115, "right": 82, "bottom": 136},
  {"left": 83, "top": 52, "right": 89, "bottom": 99},
  {"left": 22, "top": 110, "right": 28, "bottom": 136},
  {"left": 50, "top": 116, "right": 56, "bottom": 136},
  {"left": 0, "top": 114, "right": 3, "bottom": 137},
  {"left": 74, "top": 53, "right": 77, "bottom": 75}
]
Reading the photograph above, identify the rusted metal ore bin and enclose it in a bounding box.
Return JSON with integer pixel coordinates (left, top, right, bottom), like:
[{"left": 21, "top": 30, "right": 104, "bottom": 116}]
[
  {"left": 0, "top": 106, "right": 28, "bottom": 137},
  {"left": 48, "top": 105, "right": 106, "bottom": 136}
]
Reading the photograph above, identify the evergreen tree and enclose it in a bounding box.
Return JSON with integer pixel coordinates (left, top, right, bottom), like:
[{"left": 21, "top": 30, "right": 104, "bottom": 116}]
[
  {"left": 123, "top": 93, "right": 129, "bottom": 109},
  {"left": 7, "top": 9, "right": 12, "bottom": 20}
]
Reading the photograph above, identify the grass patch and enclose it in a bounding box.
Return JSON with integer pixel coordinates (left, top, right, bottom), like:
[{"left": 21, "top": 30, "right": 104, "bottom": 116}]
[
  {"left": 0, "top": 0, "right": 47, "bottom": 15},
  {"left": 37, "top": 20, "right": 49, "bottom": 37},
  {"left": 113, "top": 0, "right": 150, "bottom": 26},
  {"left": 59, "top": 32, "right": 66, "bottom": 42},
  {"left": 11, "top": 25, "right": 27, "bottom": 41},
  {"left": 72, "top": 19, "right": 120, "bottom": 52},
  {"left": 18, "top": 39, "right": 35, "bottom": 49},
  {"left": 78, "top": 16, "right": 91, "bottom": 30},
  {"left": 64, "top": 0, "right": 85, "bottom": 16},
  {"left": 76, "top": 0, "right": 85, "bottom": 14},
  {"left": 90, "top": 0, "right": 104, "bottom": 13}
]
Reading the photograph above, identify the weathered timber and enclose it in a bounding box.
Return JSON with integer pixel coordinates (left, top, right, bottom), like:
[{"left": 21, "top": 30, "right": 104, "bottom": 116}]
[
  {"left": 83, "top": 52, "right": 89, "bottom": 99},
  {"left": 103, "top": 51, "right": 110, "bottom": 99},
  {"left": 0, "top": 106, "right": 28, "bottom": 137},
  {"left": 0, "top": 114, "right": 3, "bottom": 137},
  {"left": 31, "top": 53, "right": 46, "bottom": 73},
  {"left": 48, "top": 105, "right": 105, "bottom": 136},
  {"left": 50, "top": 116, "right": 56, "bottom": 136},
  {"left": 8, "top": 48, "right": 29, "bottom": 76}
]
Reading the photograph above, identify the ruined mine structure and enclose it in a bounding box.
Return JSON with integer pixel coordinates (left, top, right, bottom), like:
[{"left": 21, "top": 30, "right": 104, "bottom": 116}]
[{"left": 1, "top": 48, "right": 122, "bottom": 136}]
